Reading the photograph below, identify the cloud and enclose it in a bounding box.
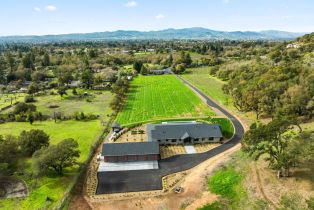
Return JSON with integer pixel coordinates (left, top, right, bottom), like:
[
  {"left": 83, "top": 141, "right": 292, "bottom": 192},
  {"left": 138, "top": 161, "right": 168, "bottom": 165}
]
[
  {"left": 223, "top": 0, "right": 230, "bottom": 4},
  {"left": 281, "top": 15, "right": 293, "bottom": 20},
  {"left": 155, "top": 14, "right": 165, "bottom": 19},
  {"left": 45, "top": 5, "right": 57, "bottom": 12},
  {"left": 125, "top": 1, "right": 137, "bottom": 8},
  {"left": 33, "top": 7, "right": 41, "bottom": 12}
]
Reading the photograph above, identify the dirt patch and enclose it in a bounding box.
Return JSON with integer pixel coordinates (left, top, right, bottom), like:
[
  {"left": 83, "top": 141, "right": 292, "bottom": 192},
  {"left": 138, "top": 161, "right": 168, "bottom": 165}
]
[
  {"left": 0, "top": 176, "right": 28, "bottom": 199},
  {"left": 115, "top": 125, "right": 147, "bottom": 143}
]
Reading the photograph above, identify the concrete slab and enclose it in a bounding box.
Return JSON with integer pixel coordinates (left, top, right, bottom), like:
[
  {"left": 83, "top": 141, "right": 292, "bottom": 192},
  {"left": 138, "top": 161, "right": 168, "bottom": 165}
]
[
  {"left": 98, "top": 160, "right": 159, "bottom": 172},
  {"left": 184, "top": 145, "right": 196, "bottom": 154}
]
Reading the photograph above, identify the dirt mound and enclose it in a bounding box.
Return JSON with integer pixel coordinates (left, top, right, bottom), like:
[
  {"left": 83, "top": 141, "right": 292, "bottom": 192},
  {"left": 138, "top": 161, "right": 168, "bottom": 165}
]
[{"left": 0, "top": 177, "right": 28, "bottom": 199}]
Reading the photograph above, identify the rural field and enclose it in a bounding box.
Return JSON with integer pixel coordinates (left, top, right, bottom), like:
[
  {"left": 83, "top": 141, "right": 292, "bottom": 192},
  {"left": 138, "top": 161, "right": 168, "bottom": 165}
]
[
  {"left": 116, "top": 75, "right": 215, "bottom": 125},
  {"left": 0, "top": 93, "right": 26, "bottom": 110},
  {"left": 182, "top": 67, "right": 231, "bottom": 106},
  {"left": 0, "top": 89, "right": 113, "bottom": 210},
  {"left": 2, "top": 89, "right": 113, "bottom": 119}
]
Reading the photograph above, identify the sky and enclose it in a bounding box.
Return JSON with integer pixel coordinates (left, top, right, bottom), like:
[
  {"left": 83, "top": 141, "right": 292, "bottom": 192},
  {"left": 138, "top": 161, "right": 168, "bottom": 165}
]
[{"left": 0, "top": 0, "right": 313, "bottom": 36}]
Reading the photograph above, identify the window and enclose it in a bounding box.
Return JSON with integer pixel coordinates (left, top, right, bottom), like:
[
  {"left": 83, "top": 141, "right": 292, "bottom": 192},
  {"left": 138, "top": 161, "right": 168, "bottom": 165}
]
[
  {"left": 209, "top": 137, "right": 214, "bottom": 140},
  {"left": 171, "top": 139, "right": 176, "bottom": 143},
  {"left": 194, "top": 138, "right": 199, "bottom": 141}
]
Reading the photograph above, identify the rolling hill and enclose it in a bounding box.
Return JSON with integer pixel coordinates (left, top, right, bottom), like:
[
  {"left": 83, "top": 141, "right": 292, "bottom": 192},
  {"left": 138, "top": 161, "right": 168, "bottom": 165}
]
[{"left": 0, "top": 27, "right": 305, "bottom": 43}]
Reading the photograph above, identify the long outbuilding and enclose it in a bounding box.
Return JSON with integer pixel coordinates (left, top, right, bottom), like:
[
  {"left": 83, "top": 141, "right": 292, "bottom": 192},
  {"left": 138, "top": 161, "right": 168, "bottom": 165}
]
[{"left": 101, "top": 142, "right": 160, "bottom": 162}]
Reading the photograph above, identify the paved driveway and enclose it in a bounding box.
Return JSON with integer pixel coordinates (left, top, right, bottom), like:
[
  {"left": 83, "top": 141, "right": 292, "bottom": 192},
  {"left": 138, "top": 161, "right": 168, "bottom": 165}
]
[{"left": 96, "top": 76, "right": 245, "bottom": 194}]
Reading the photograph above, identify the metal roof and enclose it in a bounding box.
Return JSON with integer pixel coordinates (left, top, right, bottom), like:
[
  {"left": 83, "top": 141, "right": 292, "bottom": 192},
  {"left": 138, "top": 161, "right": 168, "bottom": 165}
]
[
  {"left": 102, "top": 142, "right": 160, "bottom": 156},
  {"left": 147, "top": 123, "right": 223, "bottom": 142}
]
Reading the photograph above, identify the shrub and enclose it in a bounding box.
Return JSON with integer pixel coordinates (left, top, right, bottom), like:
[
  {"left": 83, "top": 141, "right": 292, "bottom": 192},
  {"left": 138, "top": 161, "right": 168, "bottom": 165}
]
[
  {"left": 14, "top": 114, "right": 24, "bottom": 122},
  {"left": 13, "top": 102, "right": 36, "bottom": 115},
  {"left": 278, "top": 193, "right": 307, "bottom": 210},
  {"left": 72, "top": 88, "right": 78, "bottom": 95},
  {"left": 209, "top": 66, "right": 219, "bottom": 76},
  {"left": 24, "top": 95, "right": 35, "bottom": 103},
  {"left": 19, "top": 129, "right": 50, "bottom": 156},
  {"left": 198, "top": 200, "right": 227, "bottom": 210},
  {"left": 208, "top": 168, "right": 243, "bottom": 199},
  {"left": 306, "top": 197, "right": 314, "bottom": 210}
]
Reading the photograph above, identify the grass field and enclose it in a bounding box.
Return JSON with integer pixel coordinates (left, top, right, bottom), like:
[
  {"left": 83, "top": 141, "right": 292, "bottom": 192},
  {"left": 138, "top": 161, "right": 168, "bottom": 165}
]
[
  {"left": 116, "top": 75, "right": 215, "bottom": 125},
  {"left": 34, "top": 89, "right": 112, "bottom": 119},
  {"left": 0, "top": 93, "right": 26, "bottom": 110},
  {"left": 182, "top": 67, "right": 231, "bottom": 106},
  {"left": 2, "top": 89, "right": 113, "bottom": 120}
]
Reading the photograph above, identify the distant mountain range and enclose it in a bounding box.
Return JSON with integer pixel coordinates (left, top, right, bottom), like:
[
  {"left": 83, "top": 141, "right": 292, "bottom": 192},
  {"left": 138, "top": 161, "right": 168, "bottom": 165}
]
[{"left": 0, "top": 28, "right": 306, "bottom": 43}]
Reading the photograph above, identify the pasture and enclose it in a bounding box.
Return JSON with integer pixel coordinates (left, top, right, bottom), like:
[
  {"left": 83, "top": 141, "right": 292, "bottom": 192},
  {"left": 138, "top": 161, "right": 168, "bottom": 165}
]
[
  {"left": 0, "top": 93, "right": 26, "bottom": 110},
  {"left": 2, "top": 89, "right": 113, "bottom": 121},
  {"left": 182, "top": 67, "right": 231, "bottom": 106},
  {"left": 34, "top": 89, "right": 113, "bottom": 119},
  {"left": 116, "top": 75, "right": 215, "bottom": 125}
]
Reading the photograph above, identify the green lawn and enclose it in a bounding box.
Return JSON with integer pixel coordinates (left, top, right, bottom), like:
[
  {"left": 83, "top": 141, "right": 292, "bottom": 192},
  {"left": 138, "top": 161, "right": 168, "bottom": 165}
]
[
  {"left": 0, "top": 120, "right": 103, "bottom": 210},
  {"left": 182, "top": 67, "right": 231, "bottom": 106},
  {"left": 116, "top": 75, "right": 215, "bottom": 125}
]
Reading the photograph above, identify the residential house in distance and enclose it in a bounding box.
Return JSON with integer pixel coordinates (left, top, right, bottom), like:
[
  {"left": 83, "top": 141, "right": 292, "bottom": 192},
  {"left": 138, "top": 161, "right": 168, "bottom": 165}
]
[
  {"left": 286, "top": 43, "right": 301, "bottom": 49},
  {"left": 150, "top": 67, "right": 172, "bottom": 75}
]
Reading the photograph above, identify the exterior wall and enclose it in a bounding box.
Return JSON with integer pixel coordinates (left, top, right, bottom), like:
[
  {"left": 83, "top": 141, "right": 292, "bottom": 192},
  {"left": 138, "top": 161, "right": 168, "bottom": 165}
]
[
  {"left": 156, "top": 137, "right": 222, "bottom": 145},
  {"left": 104, "top": 154, "right": 160, "bottom": 162}
]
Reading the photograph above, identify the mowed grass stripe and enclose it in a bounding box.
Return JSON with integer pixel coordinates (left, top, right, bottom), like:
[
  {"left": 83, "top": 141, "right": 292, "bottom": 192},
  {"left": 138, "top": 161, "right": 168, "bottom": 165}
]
[{"left": 116, "top": 75, "right": 215, "bottom": 125}]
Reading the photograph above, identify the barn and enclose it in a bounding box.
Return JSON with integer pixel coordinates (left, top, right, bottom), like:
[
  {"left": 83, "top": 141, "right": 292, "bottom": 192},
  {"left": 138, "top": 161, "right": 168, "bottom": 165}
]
[
  {"left": 101, "top": 142, "right": 160, "bottom": 162},
  {"left": 97, "top": 142, "right": 160, "bottom": 172}
]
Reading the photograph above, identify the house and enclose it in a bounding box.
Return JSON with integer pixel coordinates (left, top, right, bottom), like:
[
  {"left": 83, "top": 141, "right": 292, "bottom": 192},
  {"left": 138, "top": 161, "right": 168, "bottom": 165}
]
[
  {"left": 151, "top": 67, "right": 172, "bottom": 75},
  {"left": 67, "top": 80, "right": 81, "bottom": 88},
  {"left": 101, "top": 142, "right": 160, "bottom": 162},
  {"left": 286, "top": 43, "right": 300, "bottom": 49},
  {"left": 146, "top": 48, "right": 155, "bottom": 52},
  {"left": 147, "top": 122, "right": 223, "bottom": 145}
]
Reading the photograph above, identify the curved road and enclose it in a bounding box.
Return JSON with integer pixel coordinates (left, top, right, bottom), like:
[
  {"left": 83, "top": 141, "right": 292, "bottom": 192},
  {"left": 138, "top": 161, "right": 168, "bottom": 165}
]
[{"left": 96, "top": 76, "right": 245, "bottom": 194}]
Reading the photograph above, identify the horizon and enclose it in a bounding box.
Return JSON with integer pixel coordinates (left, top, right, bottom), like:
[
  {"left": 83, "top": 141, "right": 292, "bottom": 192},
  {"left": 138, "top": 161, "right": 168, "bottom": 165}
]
[
  {"left": 0, "top": 27, "right": 308, "bottom": 38},
  {"left": 1, "top": 0, "right": 314, "bottom": 36}
]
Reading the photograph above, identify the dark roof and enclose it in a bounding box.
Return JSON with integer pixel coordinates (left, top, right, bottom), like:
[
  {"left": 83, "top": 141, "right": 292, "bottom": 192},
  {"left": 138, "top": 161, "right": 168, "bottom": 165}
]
[
  {"left": 112, "top": 122, "right": 121, "bottom": 128},
  {"left": 151, "top": 68, "right": 172, "bottom": 73},
  {"left": 101, "top": 142, "right": 159, "bottom": 156},
  {"left": 147, "top": 123, "right": 223, "bottom": 141}
]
